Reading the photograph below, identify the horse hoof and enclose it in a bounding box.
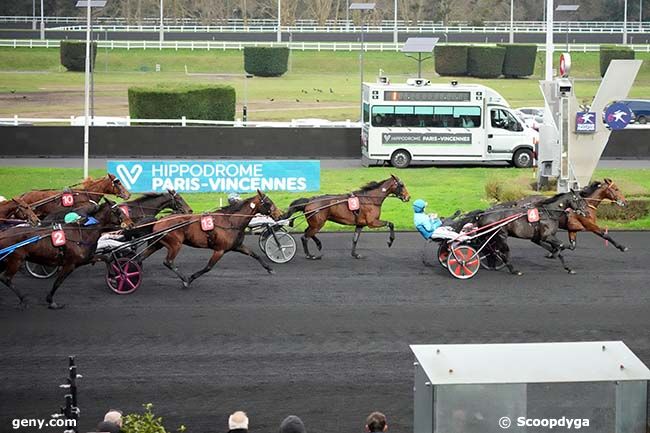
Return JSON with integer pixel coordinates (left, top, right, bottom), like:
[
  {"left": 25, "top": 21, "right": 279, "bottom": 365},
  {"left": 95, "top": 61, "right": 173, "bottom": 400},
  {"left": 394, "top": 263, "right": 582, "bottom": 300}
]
[
  {"left": 514, "top": 271, "right": 523, "bottom": 276},
  {"left": 181, "top": 280, "right": 191, "bottom": 289},
  {"left": 545, "top": 253, "right": 554, "bottom": 259},
  {"left": 352, "top": 253, "right": 364, "bottom": 259},
  {"left": 621, "top": 247, "right": 629, "bottom": 252},
  {"left": 568, "top": 269, "right": 576, "bottom": 275},
  {"left": 267, "top": 269, "right": 275, "bottom": 275},
  {"left": 48, "top": 302, "right": 65, "bottom": 310},
  {"left": 306, "top": 255, "right": 321, "bottom": 260},
  {"left": 387, "top": 240, "right": 394, "bottom": 248}
]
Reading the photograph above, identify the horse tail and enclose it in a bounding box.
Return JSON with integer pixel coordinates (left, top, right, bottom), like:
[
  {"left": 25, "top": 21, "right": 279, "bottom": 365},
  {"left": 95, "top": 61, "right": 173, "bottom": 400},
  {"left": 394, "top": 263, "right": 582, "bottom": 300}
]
[{"left": 281, "top": 198, "right": 310, "bottom": 225}]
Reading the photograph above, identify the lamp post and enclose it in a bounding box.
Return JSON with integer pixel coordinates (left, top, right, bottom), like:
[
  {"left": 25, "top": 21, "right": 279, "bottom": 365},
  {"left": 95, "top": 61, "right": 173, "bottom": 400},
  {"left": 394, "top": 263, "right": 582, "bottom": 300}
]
[
  {"left": 349, "top": 3, "right": 376, "bottom": 122},
  {"left": 40, "top": 0, "right": 44, "bottom": 40},
  {"left": 555, "top": 5, "right": 579, "bottom": 52},
  {"left": 160, "top": 0, "right": 164, "bottom": 43},
  {"left": 346, "top": 0, "right": 350, "bottom": 32},
  {"left": 393, "top": 0, "right": 398, "bottom": 45},
  {"left": 624, "top": 0, "right": 628, "bottom": 44},
  {"left": 544, "top": 0, "right": 554, "bottom": 81},
  {"left": 277, "top": 0, "right": 281, "bottom": 43},
  {"left": 76, "top": 0, "right": 106, "bottom": 179},
  {"left": 509, "top": 0, "right": 514, "bottom": 43},
  {"left": 32, "top": 0, "right": 36, "bottom": 30},
  {"left": 640, "top": 0, "right": 643, "bottom": 30}
]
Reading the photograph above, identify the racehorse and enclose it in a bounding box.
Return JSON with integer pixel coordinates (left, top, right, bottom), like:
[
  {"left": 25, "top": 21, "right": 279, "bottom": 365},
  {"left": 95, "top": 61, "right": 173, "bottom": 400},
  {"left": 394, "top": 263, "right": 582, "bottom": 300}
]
[
  {"left": 138, "top": 190, "right": 282, "bottom": 288},
  {"left": 477, "top": 191, "right": 589, "bottom": 274},
  {"left": 0, "top": 198, "right": 40, "bottom": 228},
  {"left": 0, "top": 198, "right": 133, "bottom": 309},
  {"left": 281, "top": 175, "right": 410, "bottom": 259},
  {"left": 507, "top": 179, "right": 628, "bottom": 253},
  {"left": 17, "top": 174, "right": 131, "bottom": 217}
]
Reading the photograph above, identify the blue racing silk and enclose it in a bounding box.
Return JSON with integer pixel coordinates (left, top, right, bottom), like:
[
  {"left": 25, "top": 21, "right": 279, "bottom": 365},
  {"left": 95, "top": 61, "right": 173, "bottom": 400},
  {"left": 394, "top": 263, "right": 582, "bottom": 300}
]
[
  {"left": 84, "top": 216, "right": 99, "bottom": 226},
  {"left": 414, "top": 212, "right": 442, "bottom": 239}
]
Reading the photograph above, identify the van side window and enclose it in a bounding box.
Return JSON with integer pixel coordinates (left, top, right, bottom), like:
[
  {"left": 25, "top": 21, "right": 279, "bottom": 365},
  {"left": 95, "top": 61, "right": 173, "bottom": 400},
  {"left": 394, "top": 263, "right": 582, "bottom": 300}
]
[{"left": 491, "top": 109, "right": 521, "bottom": 131}]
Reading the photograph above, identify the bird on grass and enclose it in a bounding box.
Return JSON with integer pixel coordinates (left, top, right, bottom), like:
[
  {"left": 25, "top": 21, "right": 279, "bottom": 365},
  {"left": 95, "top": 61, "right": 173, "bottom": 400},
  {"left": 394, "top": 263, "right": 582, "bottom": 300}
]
[{"left": 329, "top": 88, "right": 334, "bottom": 93}]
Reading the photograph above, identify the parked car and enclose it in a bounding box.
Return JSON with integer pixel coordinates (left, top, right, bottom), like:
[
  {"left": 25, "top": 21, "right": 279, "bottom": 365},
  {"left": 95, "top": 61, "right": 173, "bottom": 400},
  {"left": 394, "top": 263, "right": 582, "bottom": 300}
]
[
  {"left": 515, "top": 107, "right": 544, "bottom": 131},
  {"left": 615, "top": 100, "right": 650, "bottom": 124}
]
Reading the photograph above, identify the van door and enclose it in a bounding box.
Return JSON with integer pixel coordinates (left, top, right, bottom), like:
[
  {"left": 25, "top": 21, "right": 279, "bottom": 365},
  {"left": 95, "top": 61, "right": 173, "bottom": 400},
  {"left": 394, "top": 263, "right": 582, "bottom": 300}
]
[{"left": 487, "top": 107, "right": 526, "bottom": 157}]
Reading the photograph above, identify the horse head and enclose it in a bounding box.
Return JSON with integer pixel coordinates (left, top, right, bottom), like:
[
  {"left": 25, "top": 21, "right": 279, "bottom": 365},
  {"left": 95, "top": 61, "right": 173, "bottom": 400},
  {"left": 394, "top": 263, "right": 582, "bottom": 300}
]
[
  {"left": 255, "top": 190, "right": 283, "bottom": 220},
  {"left": 93, "top": 198, "right": 135, "bottom": 229},
  {"left": 602, "top": 178, "right": 627, "bottom": 207},
  {"left": 389, "top": 174, "right": 410, "bottom": 202},
  {"left": 83, "top": 174, "right": 131, "bottom": 200},
  {"left": 11, "top": 198, "right": 40, "bottom": 227},
  {"left": 167, "top": 189, "right": 193, "bottom": 214}
]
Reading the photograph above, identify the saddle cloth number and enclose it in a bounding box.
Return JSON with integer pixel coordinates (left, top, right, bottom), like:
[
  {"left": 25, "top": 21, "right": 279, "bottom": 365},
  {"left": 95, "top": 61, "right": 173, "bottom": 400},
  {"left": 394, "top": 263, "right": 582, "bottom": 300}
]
[
  {"left": 527, "top": 208, "right": 540, "bottom": 223},
  {"left": 119, "top": 205, "right": 130, "bottom": 217},
  {"left": 51, "top": 230, "right": 66, "bottom": 247},
  {"left": 347, "top": 196, "right": 360, "bottom": 211},
  {"left": 61, "top": 193, "right": 74, "bottom": 207},
  {"left": 200, "top": 216, "right": 214, "bottom": 231}
]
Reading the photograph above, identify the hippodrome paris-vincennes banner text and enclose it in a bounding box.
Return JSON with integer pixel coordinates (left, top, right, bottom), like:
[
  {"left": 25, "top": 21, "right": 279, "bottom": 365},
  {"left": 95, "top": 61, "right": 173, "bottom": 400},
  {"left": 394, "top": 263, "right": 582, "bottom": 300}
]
[{"left": 107, "top": 160, "right": 320, "bottom": 193}]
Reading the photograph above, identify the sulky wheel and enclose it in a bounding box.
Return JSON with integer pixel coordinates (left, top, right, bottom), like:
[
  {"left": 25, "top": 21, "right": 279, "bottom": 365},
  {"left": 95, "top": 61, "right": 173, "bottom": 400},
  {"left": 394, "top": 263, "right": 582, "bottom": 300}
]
[
  {"left": 25, "top": 262, "right": 59, "bottom": 279},
  {"left": 479, "top": 251, "right": 507, "bottom": 271},
  {"left": 258, "top": 227, "right": 274, "bottom": 251},
  {"left": 106, "top": 258, "right": 142, "bottom": 295},
  {"left": 437, "top": 243, "right": 450, "bottom": 268},
  {"left": 264, "top": 231, "right": 296, "bottom": 264},
  {"left": 447, "top": 245, "right": 480, "bottom": 279}
]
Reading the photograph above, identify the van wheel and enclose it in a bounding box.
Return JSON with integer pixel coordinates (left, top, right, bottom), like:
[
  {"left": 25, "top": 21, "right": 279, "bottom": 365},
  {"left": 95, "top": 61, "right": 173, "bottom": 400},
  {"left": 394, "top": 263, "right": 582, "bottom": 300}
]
[
  {"left": 512, "top": 148, "right": 533, "bottom": 168},
  {"left": 390, "top": 150, "right": 411, "bottom": 168},
  {"left": 638, "top": 116, "right": 647, "bottom": 124}
]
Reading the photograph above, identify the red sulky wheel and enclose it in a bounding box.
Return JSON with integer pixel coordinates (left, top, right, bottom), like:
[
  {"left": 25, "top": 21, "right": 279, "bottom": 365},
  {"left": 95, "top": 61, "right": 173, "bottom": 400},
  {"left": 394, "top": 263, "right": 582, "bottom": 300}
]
[
  {"left": 106, "top": 258, "right": 142, "bottom": 295},
  {"left": 447, "top": 245, "right": 480, "bottom": 279},
  {"left": 437, "top": 243, "right": 450, "bottom": 268}
]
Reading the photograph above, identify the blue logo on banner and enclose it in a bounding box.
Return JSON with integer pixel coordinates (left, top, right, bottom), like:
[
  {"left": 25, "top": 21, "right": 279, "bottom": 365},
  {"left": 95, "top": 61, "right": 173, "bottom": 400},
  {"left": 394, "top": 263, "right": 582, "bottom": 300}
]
[
  {"left": 604, "top": 103, "right": 632, "bottom": 130},
  {"left": 575, "top": 111, "right": 596, "bottom": 134},
  {"left": 107, "top": 160, "right": 320, "bottom": 193}
]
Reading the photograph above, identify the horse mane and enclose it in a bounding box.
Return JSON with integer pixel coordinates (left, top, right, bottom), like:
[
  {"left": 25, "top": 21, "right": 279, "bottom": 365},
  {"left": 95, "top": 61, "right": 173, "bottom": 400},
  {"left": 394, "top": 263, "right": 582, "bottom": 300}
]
[
  {"left": 217, "top": 196, "right": 254, "bottom": 214},
  {"left": 539, "top": 191, "right": 571, "bottom": 205},
  {"left": 354, "top": 178, "right": 390, "bottom": 193},
  {"left": 127, "top": 192, "right": 164, "bottom": 203},
  {"left": 579, "top": 181, "right": 602, "bottom": 197}
]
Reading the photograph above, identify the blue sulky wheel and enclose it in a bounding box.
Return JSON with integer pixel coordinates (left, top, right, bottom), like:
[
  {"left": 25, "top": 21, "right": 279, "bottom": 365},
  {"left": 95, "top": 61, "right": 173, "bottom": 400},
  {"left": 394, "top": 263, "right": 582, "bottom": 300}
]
[{"left": 447, "top": 245, "right": 480, "bottom": 279}]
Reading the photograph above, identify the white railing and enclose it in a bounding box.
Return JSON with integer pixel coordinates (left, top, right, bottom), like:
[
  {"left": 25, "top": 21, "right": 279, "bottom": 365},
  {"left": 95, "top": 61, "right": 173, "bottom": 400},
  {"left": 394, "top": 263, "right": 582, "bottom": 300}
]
[
  {"left": 0, "top": 115, "right": 361, "bottom": 128},
  {"left": 2, "top": 39, "right": 650, "bottom": 53}
]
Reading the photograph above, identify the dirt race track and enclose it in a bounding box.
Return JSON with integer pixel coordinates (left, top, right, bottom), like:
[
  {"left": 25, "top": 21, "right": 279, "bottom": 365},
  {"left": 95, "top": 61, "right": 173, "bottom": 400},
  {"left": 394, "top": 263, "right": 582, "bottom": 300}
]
[{"left": 1, "top": 231, "right": 649, "bottom": 433}]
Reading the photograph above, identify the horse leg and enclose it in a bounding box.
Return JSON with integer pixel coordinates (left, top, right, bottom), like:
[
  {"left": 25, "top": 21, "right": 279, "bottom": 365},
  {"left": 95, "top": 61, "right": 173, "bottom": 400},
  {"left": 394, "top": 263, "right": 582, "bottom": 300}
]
[
  {"left": 161, "top": 241, "right": 191, "bottom": 288},
  {"left": 495, "top": 232, "right": 522, "bottom": 276},
  {"left": 0, "top": 257, "right": 28, "bottom": 308},
  {"left": 543, "top": 235, "right": 575, "bottom": 274},
  {"left": 351, "top": 226, "right": 364, "bottom": 259},
  {"left": 46, "top": 263, "right": 76, "bottom": 310},
  {"left": 232, "top": 245, "right": 274, "bottom": 274},
  {"left": 187, "top": 249, "right": 225, "bottom": 285},
  {"left": 567, "top": 231, "right": 578, "bottom": 251},
  {"left": 367, "top": 219, "right": 395, "bottom": 247},
  {"left": 581, "top": 220, "right": 629, "bottom": 252},
  {"left": 312, "top": 235, "right": 323, "bottom": 251},
  {"left": 302, "top": 224, "right": 323, "bottom": 260}
]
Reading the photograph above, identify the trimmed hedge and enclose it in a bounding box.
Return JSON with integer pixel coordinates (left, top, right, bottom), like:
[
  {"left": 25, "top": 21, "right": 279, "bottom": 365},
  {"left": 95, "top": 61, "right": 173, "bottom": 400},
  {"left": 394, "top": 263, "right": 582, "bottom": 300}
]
[
  {"left": 467, "top": 46, "right": 506, "bottom": 78},
  {"left": 434, "top": 45, "right": 469, "bottom": 76},
  {"left": 498, "top": 44, "right": 537, "bottom": 77},
  {"left": 244, "top": 47, "right": 289, "bottom": 77},
  {"left": 599, "top": 45, "right": 635, "bottom": 77},
  {"left": 60, "top": 40, "right": 97, "bottom": 72},
  {"left": 128, "top": 84, "right": 236, "bottom": 121}
]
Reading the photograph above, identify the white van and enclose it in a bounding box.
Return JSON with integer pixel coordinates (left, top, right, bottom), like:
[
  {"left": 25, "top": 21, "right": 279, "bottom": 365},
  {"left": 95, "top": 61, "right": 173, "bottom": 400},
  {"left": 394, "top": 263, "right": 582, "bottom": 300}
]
[{"left": 361, "top": 79, "right": 538, "bottom": 168}]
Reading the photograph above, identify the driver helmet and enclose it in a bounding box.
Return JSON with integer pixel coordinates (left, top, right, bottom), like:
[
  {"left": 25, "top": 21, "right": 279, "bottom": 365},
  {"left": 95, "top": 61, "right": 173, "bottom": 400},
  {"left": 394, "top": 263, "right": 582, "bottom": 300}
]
[
  {"left": 64, "top": 212, "right": 81, "bottom": 224},
  {"left": 227, "top": 192, "right": 241, "bottom": 205},
  {"left": 413, "top": 199, "right": 427, "bottom": 213}
]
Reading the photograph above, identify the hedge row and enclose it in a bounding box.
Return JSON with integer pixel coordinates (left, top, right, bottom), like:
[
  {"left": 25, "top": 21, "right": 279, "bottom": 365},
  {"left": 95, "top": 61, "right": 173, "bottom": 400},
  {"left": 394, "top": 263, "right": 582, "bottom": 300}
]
[
  {"left": 434, "top": 44, "right": 537, "bottom": 78},
  {"left": 244, "top": 47, "right": 289, "bottom": 77},
  {"left": 128, "top": 84, "right": 236, "bottom": 121},
  {"left": 59, "top": 40, "right": 97, "bottom": 72},
  {"left": 600, "top": 45, "right": 635, "bottom": 77}
]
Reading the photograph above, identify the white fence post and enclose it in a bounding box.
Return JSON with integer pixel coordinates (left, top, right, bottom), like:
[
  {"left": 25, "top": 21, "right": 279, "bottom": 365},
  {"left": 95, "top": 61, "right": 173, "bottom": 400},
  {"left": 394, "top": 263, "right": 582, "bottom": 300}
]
[{"left": 181, "top": 116, "right": 186, "bottom": 126}]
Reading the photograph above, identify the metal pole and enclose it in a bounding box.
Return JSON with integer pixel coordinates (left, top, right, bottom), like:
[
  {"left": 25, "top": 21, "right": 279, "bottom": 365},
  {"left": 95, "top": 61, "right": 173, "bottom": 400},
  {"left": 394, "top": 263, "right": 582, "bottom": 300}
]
[
  {"left": 346, "top": 0, "right": 350, "bottom": 32},
  {"left": 545, "top": 0, "right": 554, "bottom": 81},
  {"left": 510, "top": 0, "right": 514, "bottom": 43},
  {"left": 83, "top": 1, "right": 91, "bottom": 179},
  {"left": 91, "top": 23, "right": 94, "bottom": 119},
  {"left": 623, "top": 0, "right": 627, "bottom": 44},
  {"left": 160, "top": 0, "right": 164, "bottom": 42},
  {"left": 32, "top": 0, "right": 36, "bottom": 30},
  {"left": 277, "top": 0, "right": 281, "bottom": 43},
  {"left": 40, "top": 0, "right": 44, "bottom": 40},
  {"left": 641, "top": 0, "right": 643, "bottom": 30},
  {"left": 360, "top": 13, "right": 365, "bottom": 122},
  {"left": 393, "top": 0, "right": 398, "bottom": 44}
]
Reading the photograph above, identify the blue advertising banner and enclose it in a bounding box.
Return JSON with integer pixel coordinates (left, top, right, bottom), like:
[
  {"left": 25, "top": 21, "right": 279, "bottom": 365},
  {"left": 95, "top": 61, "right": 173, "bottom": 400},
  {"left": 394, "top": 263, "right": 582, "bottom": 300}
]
[
  {"left": 575, "top": 112, "right": 596, "bottom": 134},
  {"left": 107, "top": 160, "right": 320, "bottom": 193}
]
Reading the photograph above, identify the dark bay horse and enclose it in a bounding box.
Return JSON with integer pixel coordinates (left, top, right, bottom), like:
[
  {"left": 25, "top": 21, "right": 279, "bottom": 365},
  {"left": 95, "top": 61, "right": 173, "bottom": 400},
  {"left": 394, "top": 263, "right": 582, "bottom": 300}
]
[
  {"left": 0, "top": 199, "right": 133, "bottom": 309},
  {"left": 0, "top": 198, "right": 40, "bottom": 228},
  {"left": 18, "top": 174, "right": 131, "bottom": 218},
  {"left": 477, "top": 191, "right": 589, "bottom": 274},
  {"left": 282, "top": 175, "right": 410, "bottom": 259},
  {"left": 139, "top": 191, "right": 282, "bottom": 288}
]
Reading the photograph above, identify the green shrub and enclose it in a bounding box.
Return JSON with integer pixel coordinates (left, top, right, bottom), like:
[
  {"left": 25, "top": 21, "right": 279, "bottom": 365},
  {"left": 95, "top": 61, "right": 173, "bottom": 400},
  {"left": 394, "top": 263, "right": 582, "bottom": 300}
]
[
  {"left": 599, "top": 45, "right": 635, "bottom": 77},
  {"left": 597, "top": 200, "right": 650, "bottom": 221},
  {"left": 59, "top": 40, "right": 97, "bottom": 72},
  {"left": 123, "top": 403, "right": 185, "bottom": 433},
  {"left": 467, "top": 46, "right": 506, "bottom": 78},
  {"left": 128, "top": 83, "right": 236, "bottom": 121},
  {"left": 497, "top": 44, "right": 537, "bottom": 77},
  {"left": 244, "top": 47, "right": 289, "bottom": 77},
  {"left": 434, "top": 45, "right": 469, "bottom": 76}
]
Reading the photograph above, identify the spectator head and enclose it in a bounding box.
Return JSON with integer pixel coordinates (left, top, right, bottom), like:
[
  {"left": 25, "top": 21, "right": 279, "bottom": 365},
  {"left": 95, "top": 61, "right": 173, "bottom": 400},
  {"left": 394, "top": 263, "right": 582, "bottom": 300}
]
[
  {"left": 229, "top": 411, "right": 249, "bottom": 431},
  {"left": 103, "top": 410, "right": 123, "bottom": 427},
  {"left": 365, "top": 412, "right": 387, "bottom": 433},
  {"left": 279, "top": 415, "right": 306, "bottom": 433}
]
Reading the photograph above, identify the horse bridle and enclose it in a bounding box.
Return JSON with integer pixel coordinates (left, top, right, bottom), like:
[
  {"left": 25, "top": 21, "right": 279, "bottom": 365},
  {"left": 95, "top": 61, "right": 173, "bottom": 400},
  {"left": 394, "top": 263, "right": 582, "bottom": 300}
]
[{"left": 391, "top": 178, "right": 407, "bottom": 201}]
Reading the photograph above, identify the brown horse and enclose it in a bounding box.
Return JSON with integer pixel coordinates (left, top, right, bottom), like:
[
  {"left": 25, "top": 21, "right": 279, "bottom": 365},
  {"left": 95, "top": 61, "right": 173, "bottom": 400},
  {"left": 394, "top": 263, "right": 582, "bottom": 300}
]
[
  {"left": 0, "top": 199, "right": 133, "bottom": 309},
  {"left": 509, "top": 179, "right": 628, "bottom": 252},
  {"left": 282, "top": 175, "right": 410, "bottom": 259},
  {"left": 138, "top": 190, "right": 282, "bottom": 288},
  {"left": 18, "top": 174, "right": 131, "bottom": 217},
  {"left": 0, "top": 198, "right": 40, "bottom": 228}
]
